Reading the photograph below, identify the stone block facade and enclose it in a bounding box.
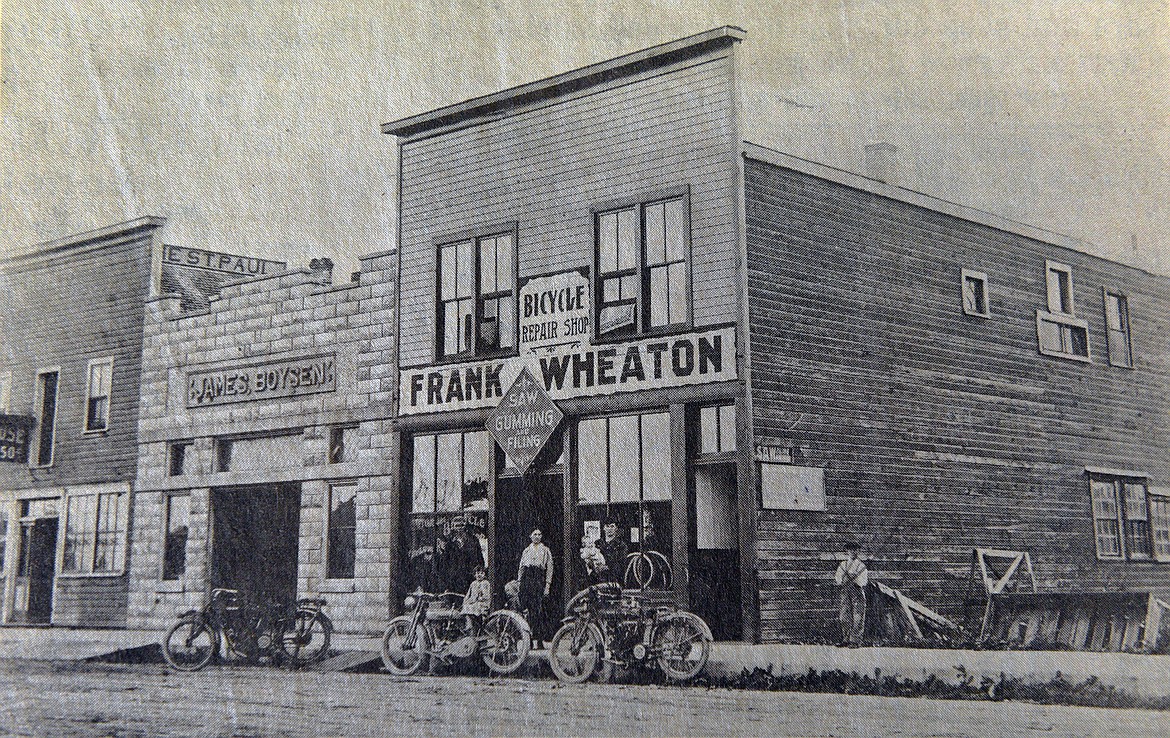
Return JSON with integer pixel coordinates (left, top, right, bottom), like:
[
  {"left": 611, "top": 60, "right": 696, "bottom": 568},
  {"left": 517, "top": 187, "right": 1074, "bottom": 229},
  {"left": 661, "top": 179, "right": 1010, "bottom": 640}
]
[{"left": 129, "top": 251, "right": 398, "bottom": 634}]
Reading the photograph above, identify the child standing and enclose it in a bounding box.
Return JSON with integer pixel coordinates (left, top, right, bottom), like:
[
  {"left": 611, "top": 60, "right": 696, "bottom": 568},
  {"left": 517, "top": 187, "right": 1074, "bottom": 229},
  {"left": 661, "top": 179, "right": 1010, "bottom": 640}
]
[{"left": 462, "top": 565, "right": 492, "bottom": 631}]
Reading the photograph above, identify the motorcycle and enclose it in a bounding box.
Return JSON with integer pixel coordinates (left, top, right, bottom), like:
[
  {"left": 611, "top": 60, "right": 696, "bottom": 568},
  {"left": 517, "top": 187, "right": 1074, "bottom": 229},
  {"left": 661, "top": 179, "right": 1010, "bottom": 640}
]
[
  {"left": 380, "top": 590, "right": 531, "bottom": 676},
  {"left": 162, "top": 587, "right": 332, "bottom": 671},
  {"left": 548, "top": 578, "right": 713, "bottom": 684}
]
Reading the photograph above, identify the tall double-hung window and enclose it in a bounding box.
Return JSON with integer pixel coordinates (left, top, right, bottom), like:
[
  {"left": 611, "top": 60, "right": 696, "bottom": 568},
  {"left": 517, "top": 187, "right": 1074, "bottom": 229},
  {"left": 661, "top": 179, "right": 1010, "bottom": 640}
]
[
  {"left": 1103, "top": 290, "right": 1133, "bottom": 368},
  {"left": 437, "top": 231, "right": 516, "bottom": 359},
  {"left": 63, "top": 485, "right": 129, "bottom": 574},
  {"left": 84, "top": 357, "right": 113, "bottom": 432},
  {"left": 1089, "top": 474, "right": 1170, "bottom": 562},
  {"left": 596, "top": 193, "right": 690, "bottom": 337}
]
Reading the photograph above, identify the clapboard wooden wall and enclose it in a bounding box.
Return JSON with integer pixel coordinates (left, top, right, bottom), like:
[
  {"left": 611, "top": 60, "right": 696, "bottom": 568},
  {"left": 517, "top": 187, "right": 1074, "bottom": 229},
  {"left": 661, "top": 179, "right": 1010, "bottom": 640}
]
[
  {"left": 744, "top": 155, "right": 1170, "bottom": 642},
  {"left": 396, "top": 48, "right": 741, "bottom": 369}
]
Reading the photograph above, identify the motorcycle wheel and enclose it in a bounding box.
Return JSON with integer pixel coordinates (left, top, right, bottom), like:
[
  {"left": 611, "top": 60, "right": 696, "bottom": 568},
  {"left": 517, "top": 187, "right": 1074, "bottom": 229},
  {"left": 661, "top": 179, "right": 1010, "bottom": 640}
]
[
  {"left": 162, "top": 620, "right": 217, "bottom": 672},
  {"left": 278, "top": 610, "right": 333, "bottom": 666},
  {"left": 652, "top": 611, "right": 711, "bottom": 682},
  {"left": 480, "top": 610, "right": 531, "bottom": 675},
  {"left": 381, "top": 617, "right": 429, "bottom": 676},
  {"left": 548, "top": 621, "right": 604, "bottom": 684}
]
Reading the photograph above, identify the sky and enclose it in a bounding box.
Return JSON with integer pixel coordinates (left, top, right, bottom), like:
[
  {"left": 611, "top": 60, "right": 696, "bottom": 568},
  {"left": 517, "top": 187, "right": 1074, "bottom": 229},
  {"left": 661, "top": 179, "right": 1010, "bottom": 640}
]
[{"left": 2, "top": 1, "right": 1167, "bottom": 280}]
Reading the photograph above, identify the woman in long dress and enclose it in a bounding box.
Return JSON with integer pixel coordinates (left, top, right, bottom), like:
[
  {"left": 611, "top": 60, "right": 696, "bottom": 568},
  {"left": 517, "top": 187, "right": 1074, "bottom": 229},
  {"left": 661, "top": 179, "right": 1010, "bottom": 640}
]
[{"left": 517, "top": 528, "right": 553, "bottom": 645}]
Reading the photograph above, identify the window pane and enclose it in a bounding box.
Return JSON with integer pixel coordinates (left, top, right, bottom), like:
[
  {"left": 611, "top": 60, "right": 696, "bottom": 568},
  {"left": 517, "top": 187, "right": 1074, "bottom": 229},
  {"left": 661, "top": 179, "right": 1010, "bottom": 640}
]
[
  {"left": 577, "top": 418, "right": 607, "bottom": 504},
  {"left": 1091, "top": 480, "right": 1121, "bottom": 557},
  {"left": 696, "top": 464, "right": 737, "bottom": 549},
  {"left": 1105, "top": 294, "right": 1122, "bottom": 330},
  {"left": 648, "top": 265, "right": 668, "bottom": 328},
  {"left": 645, "top": 202, "right": 665, "bottom": 265},
  {"left": 496, "top": 235, "right": 514, "bottom": 291},
  {"left": 1067, "top": 325, "right": 1088, "bottom": 356},
  {"left": 641, "top": 413, "right": 671, "bottom": 502},
  {"left": 699, "top": 406, "right": 719, "bottom": 454},
  {"left": 327, "top": 485, "right": 357, "bottom": 579},
  {"left": 664, "top": 199, "right": 685, "bottom": 262},
  {"left": 440, "top": 244, "right": 457, "bottom": 300},
  {"left": 458, "top": 298, "right": 475, "bottom": 354},
  {"left": 480, "top": 299, "right": 499, "bottom": 349},
  {"left": 163, "top": 495, "right": 190, "bottom": 580},
  {"left": 599, "top": 213, "right": 618, "bottom": 273},
  {"left": 609, "top": 415, "right": 639, "bottom": 503},
  {"left": 603, "top": 278, "right": 620, "bottom": 304},
  {"left": 668, "top": 261, "right": 688, "bottom": 324},
  {"left": 617, "top": 208, "right": 638, "bottom": 271},
  {"left": 463, "top": 432, "right": 490, "bottom": 511},
  {"left": 436, "top": 433, "right": 463, "bottom": 512},
  {"left": 620, "top": 275, "right": 638, "bottom": 300},
  {"left": 456, "top": 240, "right": 474, "bottom": 299},
  {"left": 479, "top": 236, "right": 497, "bottom": 294},
  {"left": 412, "top": 435, "right": 436, "bottom": 513},
  {"left": 719, "top": 404, "right": 737, "bottom": 453},
  {"left": 1151, "top": 497, "right": 1170, "bottom": 561},
  {"left": 443, "top": 302, "right": 459, "bottom": 357}
]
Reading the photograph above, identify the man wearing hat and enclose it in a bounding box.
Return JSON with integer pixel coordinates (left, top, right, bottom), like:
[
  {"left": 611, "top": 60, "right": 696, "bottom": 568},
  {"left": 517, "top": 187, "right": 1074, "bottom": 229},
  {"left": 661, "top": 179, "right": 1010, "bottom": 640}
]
[
  {"left": 597, "top": 519, "right": 629, "bottom": 586},
  {"left": 834, "top": 540, "right": 869, "bottom": 647}
]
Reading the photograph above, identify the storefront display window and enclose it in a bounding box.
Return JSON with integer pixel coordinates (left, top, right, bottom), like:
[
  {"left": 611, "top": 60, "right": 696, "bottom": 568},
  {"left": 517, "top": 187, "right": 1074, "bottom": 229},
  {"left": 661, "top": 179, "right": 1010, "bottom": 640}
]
[{"left": 407, "top": 431, "right": 490, "bottom": 593}]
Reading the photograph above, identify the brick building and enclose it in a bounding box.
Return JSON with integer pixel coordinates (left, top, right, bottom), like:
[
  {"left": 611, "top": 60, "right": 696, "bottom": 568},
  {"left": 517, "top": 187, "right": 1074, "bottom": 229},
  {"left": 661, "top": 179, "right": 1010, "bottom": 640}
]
[
  {"left": 381, "top": 27, "right": 1170, "bottom": 644},
  {"left": 126, "top": 251, "right": 399, "bottom": 634}
]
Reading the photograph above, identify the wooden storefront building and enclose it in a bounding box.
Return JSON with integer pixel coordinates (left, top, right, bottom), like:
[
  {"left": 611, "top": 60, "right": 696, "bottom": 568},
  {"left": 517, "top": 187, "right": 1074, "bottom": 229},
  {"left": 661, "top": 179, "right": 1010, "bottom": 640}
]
[{"left": 382, "top": 27, "right": 1170, "bottom": 643}]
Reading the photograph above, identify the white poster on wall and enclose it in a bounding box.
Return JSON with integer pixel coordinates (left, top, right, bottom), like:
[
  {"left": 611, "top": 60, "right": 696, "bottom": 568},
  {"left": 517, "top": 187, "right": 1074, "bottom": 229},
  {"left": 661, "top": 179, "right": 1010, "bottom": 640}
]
[{"left": 761, "top": 464, "right": 825, "bottom": 511}]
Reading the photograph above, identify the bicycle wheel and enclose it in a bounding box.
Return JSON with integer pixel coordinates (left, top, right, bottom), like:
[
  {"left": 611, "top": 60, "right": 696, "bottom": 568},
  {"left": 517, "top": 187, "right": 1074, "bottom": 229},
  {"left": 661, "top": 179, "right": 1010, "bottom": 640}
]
[
  {"left": 548, "top": 621, "right": 604, "bottom": 684},
  {"left": 381, "top": 617, "right": 429, "bottom": 676},
  {"left": 480, "top": 610, "right": 531, "bottom": 675},
  {"left": 162, "top": 619, "right": 217, "bottom": 671},
  {"left": 278, "top": 610, "right": 333, "bottom": 666},
  {"left": 652, "top": 612, "right": 711, "bottom": 682}
]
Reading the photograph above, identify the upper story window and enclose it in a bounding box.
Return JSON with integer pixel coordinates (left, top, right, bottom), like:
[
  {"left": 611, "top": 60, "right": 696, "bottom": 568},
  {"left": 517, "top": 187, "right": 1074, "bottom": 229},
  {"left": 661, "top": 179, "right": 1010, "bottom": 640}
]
[
  {"left": 1104, "top": 290, "right": 1133, "bottom": 368},
  {"left": 437, "top": 231, "right": 516, "bottom": 359},
  {"left": 1045, "top": 261, "right": 1075, "bottom": 315},
  {"left": 34, "top": 370, "right": 59, "bottom": 467},
  {"left": 961, "top": 269, "right": 990, "bottom": 318},
  {"left": 1037, "top": 261, "right": 1089, "bottom": 361},
  {"left": 84, "top": 357, "right": 113, "bottom": 432},
  {"left": 595, "top": 194, "right": 690, "bottom": 338}
]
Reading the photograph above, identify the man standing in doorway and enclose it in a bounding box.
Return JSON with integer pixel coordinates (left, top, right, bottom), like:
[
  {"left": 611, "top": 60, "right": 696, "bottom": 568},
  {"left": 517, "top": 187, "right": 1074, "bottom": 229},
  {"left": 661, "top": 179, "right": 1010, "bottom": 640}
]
[
  {"left": 597, "top": 520, "right": 628, "bottom": 586},
  {"left": 835, "top": 541, "right": 868, "bottom": 647}
]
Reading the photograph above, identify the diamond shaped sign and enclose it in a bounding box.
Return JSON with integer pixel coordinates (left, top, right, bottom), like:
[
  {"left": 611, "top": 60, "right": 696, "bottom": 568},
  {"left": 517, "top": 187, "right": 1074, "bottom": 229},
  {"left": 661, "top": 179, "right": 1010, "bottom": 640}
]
[{"left": 486, "top": 366, "right": 563, "bottom": 474}]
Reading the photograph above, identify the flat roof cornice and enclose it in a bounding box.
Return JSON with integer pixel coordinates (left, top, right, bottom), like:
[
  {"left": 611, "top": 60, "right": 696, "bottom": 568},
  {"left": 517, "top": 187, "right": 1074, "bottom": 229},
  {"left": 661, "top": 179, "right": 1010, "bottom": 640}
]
[
  {"left": 3, "top": 216, "right": 167, "bottom": 265},
  {"left": 743, "top": 142, "right": 1092, "bottom": 256},
  {"left": 382, "top": 26, "right": 746, "bottom": 139}
]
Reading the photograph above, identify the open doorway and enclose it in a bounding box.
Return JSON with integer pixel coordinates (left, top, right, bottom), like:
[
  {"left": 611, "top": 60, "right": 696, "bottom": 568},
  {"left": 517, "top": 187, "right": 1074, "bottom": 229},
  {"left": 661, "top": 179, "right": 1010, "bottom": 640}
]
[
  {"left": 211, "top": 484, "right": 301, "bottom": 607},
  {"left": 14, "top": 516, "right": 58, "bottom": 624},
  {"left": 494, "top": 472, "right": 564, "bottom": 633},
  {"left": 691, "top": 462, "right": 742, "bottom": 640}
]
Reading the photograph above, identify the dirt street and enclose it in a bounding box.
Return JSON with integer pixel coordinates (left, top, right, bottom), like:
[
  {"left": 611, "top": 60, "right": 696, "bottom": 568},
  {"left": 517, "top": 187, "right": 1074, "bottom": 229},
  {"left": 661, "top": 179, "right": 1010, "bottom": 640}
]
[{"left": 0, "top": 660, "right": 1165, "bottom": 737}]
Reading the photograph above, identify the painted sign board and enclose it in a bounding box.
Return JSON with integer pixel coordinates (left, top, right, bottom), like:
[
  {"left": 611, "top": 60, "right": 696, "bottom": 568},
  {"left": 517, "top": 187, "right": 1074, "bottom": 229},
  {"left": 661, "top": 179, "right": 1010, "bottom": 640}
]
[
  {"left": 754, "top": 444, "right": 793, "bottom": 464},
  {"left": 399, "top": 325, "right": 737, "bottom": 415},
  {"left": 518, "top": 270, "right": 591, "bottom": 354},
  {"left": 486, "top": 367, "right": 564, "bottom": 473},
  {"left": 760, "top": 464, "right": 825, "bottom": 511},
  {"left": 0, "top": 414, "right": 33, "bottom": 463},
  {"left": 187, "top": 353, "right": 336, "bottom": 407},
  {"left": 164, "top": 244, "right": 287, "bottom": 277}
]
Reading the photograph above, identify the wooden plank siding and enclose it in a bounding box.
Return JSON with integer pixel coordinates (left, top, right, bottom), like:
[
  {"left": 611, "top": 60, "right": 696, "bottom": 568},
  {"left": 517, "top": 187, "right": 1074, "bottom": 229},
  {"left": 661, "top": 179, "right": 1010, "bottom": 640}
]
[
  {"left": 744, "top": 156, "right": 1170, "bottom": 643},
  {"left": 52, "top": 575, "right": 129, "bottom": 628},
  {"left": 396, "top": 50, "right": 740, "bottom": 369},
  {"left": 0, "top": 230, "right": 153, "bottom": 488}
]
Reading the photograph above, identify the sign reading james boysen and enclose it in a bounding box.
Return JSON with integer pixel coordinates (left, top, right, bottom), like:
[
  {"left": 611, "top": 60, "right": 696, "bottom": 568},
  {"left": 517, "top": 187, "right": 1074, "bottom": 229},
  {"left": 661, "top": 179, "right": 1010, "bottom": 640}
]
[
  {"left": 399, "top": 325, "right": 736, "bottom": 416},
  {"left": 187, "top": 354, "right": 336, "bottom": 407}
]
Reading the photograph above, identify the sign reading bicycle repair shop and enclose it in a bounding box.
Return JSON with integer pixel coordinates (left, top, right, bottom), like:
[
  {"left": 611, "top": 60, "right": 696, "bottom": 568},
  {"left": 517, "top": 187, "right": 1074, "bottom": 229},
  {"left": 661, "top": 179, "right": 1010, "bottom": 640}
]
[
  {"left": 187, "top": 353, "right": 336, "bottom": 407},
  {"left": 518, "top": 270, "right": 591, "bottom": 354},
  {"left": 400, "top": 325, "right": 736, "bottom": 415}
]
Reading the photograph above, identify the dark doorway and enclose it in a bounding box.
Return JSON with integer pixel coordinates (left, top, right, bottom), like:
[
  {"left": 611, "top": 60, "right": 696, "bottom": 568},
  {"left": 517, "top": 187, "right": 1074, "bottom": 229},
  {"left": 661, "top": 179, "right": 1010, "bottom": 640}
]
[
  {"left": 211, "top": 484, "right": 301, "bottom": 607},
  {"left": 494, "top": 472, "right": 564, "bottom": 627},
  {"left": 690, "top": 462, "right": 742, "bottom": 640},
  {"left": 15, "top": 517, "right": 58, "bottom": 624}
]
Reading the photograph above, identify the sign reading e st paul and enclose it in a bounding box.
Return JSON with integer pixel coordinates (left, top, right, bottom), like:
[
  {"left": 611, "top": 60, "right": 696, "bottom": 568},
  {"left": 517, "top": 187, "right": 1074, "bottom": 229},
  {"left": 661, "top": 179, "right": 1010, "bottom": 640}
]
[
  {"left": 0, "top": 414, "right": 33, "bottom": 463},
  {"left": 164, "top": 244, "right": 287, "bottom": 277},
  {"left": 187, "top": 353, "right": 336, "bottom": 407},
  {"left": 486, "top": 367, "right": 564, "bottom": 473},
  {"left": 400, "top": 325, "right": 736, "bottom": 415}
]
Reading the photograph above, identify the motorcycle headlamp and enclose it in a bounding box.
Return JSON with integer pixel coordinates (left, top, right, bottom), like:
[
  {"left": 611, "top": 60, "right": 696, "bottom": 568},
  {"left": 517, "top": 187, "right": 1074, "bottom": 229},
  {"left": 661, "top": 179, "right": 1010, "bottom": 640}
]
[{"left": 404, "top": 595, "right": 416, "bottom": 608}]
